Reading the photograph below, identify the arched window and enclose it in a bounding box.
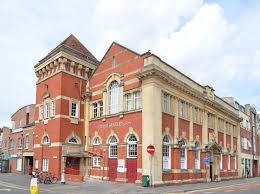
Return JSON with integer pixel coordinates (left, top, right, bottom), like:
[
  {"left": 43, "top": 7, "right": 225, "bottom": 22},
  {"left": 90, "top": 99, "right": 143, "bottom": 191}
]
[
  {"left": 93, "top": 137, "right": 101, "bottom": 145},
  {"left": 109, "top": 136, "right": 117, "bottom": 158},
  {"left": 194, "top": 142, "right": 200, "bottom": 169},
  {"left": 109, "top": 81, "right": 119, "bottom": 114},
  {"left": 127, "top": 134, "right": 137, "bottom": 158},
  {"left": 163, "top": 135, "right": 171, "bottom": 170},
  {"left": 180, "top": 139, "right": 187, "bottom": 169},
  {"left": 43, "top": 136, "right": 49, "bottom": 144},
  {"left": 68, "top": 137, "right": 79, "bottom": 144}
]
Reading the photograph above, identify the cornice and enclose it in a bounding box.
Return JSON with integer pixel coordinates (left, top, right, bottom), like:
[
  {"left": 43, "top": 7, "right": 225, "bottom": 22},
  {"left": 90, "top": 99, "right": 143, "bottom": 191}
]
[{"left": 136, "top": 64, "right": 240, "bottom": 122}]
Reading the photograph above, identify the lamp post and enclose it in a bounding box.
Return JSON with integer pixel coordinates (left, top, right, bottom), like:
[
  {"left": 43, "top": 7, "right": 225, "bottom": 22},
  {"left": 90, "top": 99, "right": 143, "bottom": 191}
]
[{"left": 21, "top": 133, "right": 24, "bottom": 175}]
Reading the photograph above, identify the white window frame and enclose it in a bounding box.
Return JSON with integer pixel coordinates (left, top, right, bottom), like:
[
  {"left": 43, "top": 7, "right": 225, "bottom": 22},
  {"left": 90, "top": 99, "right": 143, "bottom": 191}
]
[
  {"left": 179, "top": 139, "right": 187, "bottom": 170},
  {"left": 71, "top": 101, "right": 79, "bottom": 118},
  {"left": 42, "top": 159, "right": 49, "bottom": 172},
  {"left": 39, "top": 105, "right": 44, "bottom": 120},
  {"left": 42, "top": 136, "right": 50, "bottom": 144},
  {"left": 93, "top": 157, "right": 101, "bottom": 167},
  {"left": 25, "top": 135, "right": 29, "bottom": 149},
  {"left": 127, "top": 134, "right": 137, "bottom": 158},
  {"left": 93, "top": 103, "right": 98, "bottom": 118},
  {"left": 16, "top": 158, "right": 22, "bottom": 171},
  {"left": 93, "top": 137, "right": 101, "bottom": 145},
  {"left": 50, "top": 100, "right": 55, "bottom": 117},
  {"left": 68, "top": 137, "right": 79, "bottom": 144},
  {"left": 99, "top": 101, "right": 103, "bottom": 117},
  {"left": 195, "top": 143, "right": 200, "bottom": 170},
  {"left": 134, "top": 91, "right": 140, "bottom": 110},
  {"left": 109, "top": 136, "right": 118, "bottom": 158},
  {"left": 44, "top": 103, "right": 49, "bottom": 119},
  {"left": 109, "top": 81, "right": 120, "bottom": 114},
  {"left": 180, "top": 148, "right": 187, "bottom": 170},
  {"left": 125, "top": 93, "right": 132, "bottom": 111},
  {"left": 163, "top": 135, "right": 171, "bottom": 170}
]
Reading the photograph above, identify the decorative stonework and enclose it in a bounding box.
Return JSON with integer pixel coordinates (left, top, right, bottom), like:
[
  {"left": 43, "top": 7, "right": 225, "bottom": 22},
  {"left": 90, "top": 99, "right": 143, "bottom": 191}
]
[
  {"left": 65, "top": 131, "right": 82, "bottom": 144},
  {"left": 35, "top": 56, "right": 94, "bottom": 84}
]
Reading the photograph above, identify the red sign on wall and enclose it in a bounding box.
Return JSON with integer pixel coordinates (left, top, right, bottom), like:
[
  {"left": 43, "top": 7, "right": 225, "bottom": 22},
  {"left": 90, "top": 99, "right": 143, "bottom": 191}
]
[{"left": 146, "top": 145, "right": 155, "bottom": 155}]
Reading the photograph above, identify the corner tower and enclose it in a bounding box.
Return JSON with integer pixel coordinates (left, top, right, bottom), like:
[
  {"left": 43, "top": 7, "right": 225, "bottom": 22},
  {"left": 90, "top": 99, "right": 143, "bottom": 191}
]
[{"left": 34, "top": 35, "right": 98, "bottom": 180}]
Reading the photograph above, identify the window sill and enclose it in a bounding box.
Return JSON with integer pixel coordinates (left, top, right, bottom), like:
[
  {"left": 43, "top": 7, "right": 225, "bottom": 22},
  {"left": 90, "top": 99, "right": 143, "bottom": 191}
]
[
  {"left": 163, "top": 169, "right": 172, "bottom": 173},
  {"left": 70, "top": 117, "right": 79, "bottom": 124},
  {"left": 193, "top": 169, "right": 201, "bottom": 173},
  {"left": 92, "top": 166, "right": 101, "bottom": 168},
  {"left": 193, "top": 121, "right": 202, "bottom": 126},
  {"left": 127, "top": 157, "right": 137, "bottom": 159},
  {"left": 179, "top": 116, "right": 190, "bottom": 122},
  {"left": 180, "top": 169, "right": 188, "bottom": 172},
  {"left": 162, "top": 111, "right": 174, "bottom": 116}
]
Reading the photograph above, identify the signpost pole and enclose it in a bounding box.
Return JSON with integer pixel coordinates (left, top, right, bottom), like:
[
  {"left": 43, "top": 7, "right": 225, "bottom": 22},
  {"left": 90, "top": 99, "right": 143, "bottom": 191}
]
[
  {"left": 146, "top": 144, "right": 155, "bottom": 187},
  {"left": 150, "top": 154, "right": 152, "bottom": 187}
]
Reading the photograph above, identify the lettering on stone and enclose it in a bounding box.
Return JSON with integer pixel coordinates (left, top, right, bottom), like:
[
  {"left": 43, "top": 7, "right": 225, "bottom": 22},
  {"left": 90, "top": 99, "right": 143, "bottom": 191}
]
[{"left": 97, "top": 121, "right": 132, "bottom": 129}]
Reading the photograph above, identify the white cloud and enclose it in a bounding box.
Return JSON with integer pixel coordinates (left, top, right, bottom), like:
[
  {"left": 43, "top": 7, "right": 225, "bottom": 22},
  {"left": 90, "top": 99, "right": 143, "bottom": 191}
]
[
  {"left": 1, "top": 0, "right": 260, "bottom": 127},
  {"left": 91, "top": 0, "right": 203, "bottom": 58}
]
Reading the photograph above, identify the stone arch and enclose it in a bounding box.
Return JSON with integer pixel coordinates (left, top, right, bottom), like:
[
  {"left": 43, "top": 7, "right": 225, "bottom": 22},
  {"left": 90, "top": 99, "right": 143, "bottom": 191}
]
[
  {"left": 41, "top": 131, "right": 50, "bottom": 145},
  {"left": 106, "top": 129, "right": 119, "bottom": 144},
  {"left": 65, "top": 131, "right": 81, "bottom": 144},
  {"left": 162, "top": 126, "right": 174, "bottom": 144},
  {"left": 103, "top": 73, "right": 123, "bottom": 89},
  {"left": 91, "top": 131, "right": 102, "bottom": 145},
  {"left": 124, "top": 127, "right": 140, "bottom": 143}
]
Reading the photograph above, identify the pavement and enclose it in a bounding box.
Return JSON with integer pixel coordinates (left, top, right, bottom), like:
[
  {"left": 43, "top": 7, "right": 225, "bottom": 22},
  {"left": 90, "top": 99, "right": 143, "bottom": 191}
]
[{"left": 0, "top": 173, "right": 259, "bottom": 194}]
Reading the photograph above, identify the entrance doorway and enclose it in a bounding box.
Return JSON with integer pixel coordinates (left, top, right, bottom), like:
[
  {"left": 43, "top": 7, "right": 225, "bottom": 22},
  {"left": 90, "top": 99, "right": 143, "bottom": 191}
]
[
  {"left": 210, "top": 163, "right": 213, "bottom": 181},
  {"left": 65, "top": 157, "right": 80, "bottom": 175},
  {"left": 24, "top": 156, "right": 33, "bottom": 175},
  {"left": 108, "top": 159, "right": 117, "bottom": 181},
  {"left": 126, "top": 159, "right": 137, "bottom": 183}
]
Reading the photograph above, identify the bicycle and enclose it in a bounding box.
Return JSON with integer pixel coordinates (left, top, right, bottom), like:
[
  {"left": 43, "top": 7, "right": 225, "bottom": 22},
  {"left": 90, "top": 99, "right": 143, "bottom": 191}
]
[
  {"left": 44, "top": 172, "right": 58, "bottom": 184},
  {"left": 32, "top": 170, "right": 44, "bottom": 183}
]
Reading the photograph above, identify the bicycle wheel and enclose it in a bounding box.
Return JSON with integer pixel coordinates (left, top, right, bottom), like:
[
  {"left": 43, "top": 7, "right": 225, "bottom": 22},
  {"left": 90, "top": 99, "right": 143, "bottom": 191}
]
[
  {"left": 51, "top": 177, "right": 58, "bottom": 184},
  {"left": 44, "top": 177, "right": 51, "bottom": 184}
]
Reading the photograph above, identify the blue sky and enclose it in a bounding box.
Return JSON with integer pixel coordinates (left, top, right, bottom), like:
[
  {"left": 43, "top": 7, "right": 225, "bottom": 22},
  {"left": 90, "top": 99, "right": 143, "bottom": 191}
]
[{"left": 0, "top": 0, "right": 260, "bottom": 127}]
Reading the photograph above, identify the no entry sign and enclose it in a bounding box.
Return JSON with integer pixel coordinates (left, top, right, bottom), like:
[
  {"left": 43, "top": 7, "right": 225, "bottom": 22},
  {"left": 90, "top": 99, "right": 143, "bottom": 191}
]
[{"left": 147, "top": 145, "right": 155, "bottom": 155}]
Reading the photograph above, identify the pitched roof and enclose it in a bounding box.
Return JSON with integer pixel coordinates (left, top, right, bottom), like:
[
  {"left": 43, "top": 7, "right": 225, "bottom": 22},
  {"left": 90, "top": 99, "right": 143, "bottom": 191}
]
[
  {"left": 59, "top": 34, "right": 97, "bottom": 60},
  {"left": 37, "top": 34, "right": 98, "bottom": 66}
]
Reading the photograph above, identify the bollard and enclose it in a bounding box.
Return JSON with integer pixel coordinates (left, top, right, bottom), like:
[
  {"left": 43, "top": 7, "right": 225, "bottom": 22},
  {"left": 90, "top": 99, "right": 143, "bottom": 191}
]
[
  {"left": 30, "top": 178, "right": 40, "bottom": 194},
  {"left": 60, "top": 169, "right": 66, "bottom": 184}
]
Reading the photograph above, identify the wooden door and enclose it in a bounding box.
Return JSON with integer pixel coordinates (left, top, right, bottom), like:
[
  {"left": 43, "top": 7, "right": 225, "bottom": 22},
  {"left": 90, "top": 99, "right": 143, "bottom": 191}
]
[
  {"left": 126, "top": 159, "right": 137, "bottom": 183},
  {"left": 108, "top": 159, "right": 117, "bottom": 181}
]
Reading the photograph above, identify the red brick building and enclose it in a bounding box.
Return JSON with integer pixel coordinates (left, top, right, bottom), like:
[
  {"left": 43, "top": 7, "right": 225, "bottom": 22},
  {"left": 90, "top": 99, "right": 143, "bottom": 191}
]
[
  {"left": 3, "top": 34, "right": 257, "bottom": 185},
  {"left": 84, "top": 42, "right": 241, "bottom": 185},
  {"left": 33, "top": 35, "right": 98, "bottom": 181},
  {"left": 1, "top": 104, "right": 35, "bottom": 174}
]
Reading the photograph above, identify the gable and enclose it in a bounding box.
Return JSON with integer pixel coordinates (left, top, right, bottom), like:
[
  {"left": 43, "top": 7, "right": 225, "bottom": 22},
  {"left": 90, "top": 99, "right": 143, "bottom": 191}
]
[{"left": 89, "top": 42, "right": 144, "bottom": 88}]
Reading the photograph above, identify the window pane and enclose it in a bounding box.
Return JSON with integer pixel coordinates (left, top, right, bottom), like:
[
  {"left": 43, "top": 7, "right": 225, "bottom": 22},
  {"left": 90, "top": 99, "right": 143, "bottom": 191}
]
[
  {"left": 134, "top": 91, "right": 140, "bottom": 109},
  {"left": 125, "top": 94, "right": 131, "bottom": 111},
  {"left": 71, "top": 102, "right": 78, "bottom": 118},
  {"left": 99, "top": 101, "right": 103, "bottom": 116},
  {"left": 109, "top": 81, "right": 119, "bottom": 114}
]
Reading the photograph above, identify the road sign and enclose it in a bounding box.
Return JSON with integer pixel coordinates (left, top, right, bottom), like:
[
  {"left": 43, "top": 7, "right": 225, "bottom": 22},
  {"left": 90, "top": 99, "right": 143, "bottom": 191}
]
[
  {"left": 147, "top": 145, "right": 155, "bottom": 155},
  {"left": 204, "top": 156, "right": 210, "bottom": 165}
]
